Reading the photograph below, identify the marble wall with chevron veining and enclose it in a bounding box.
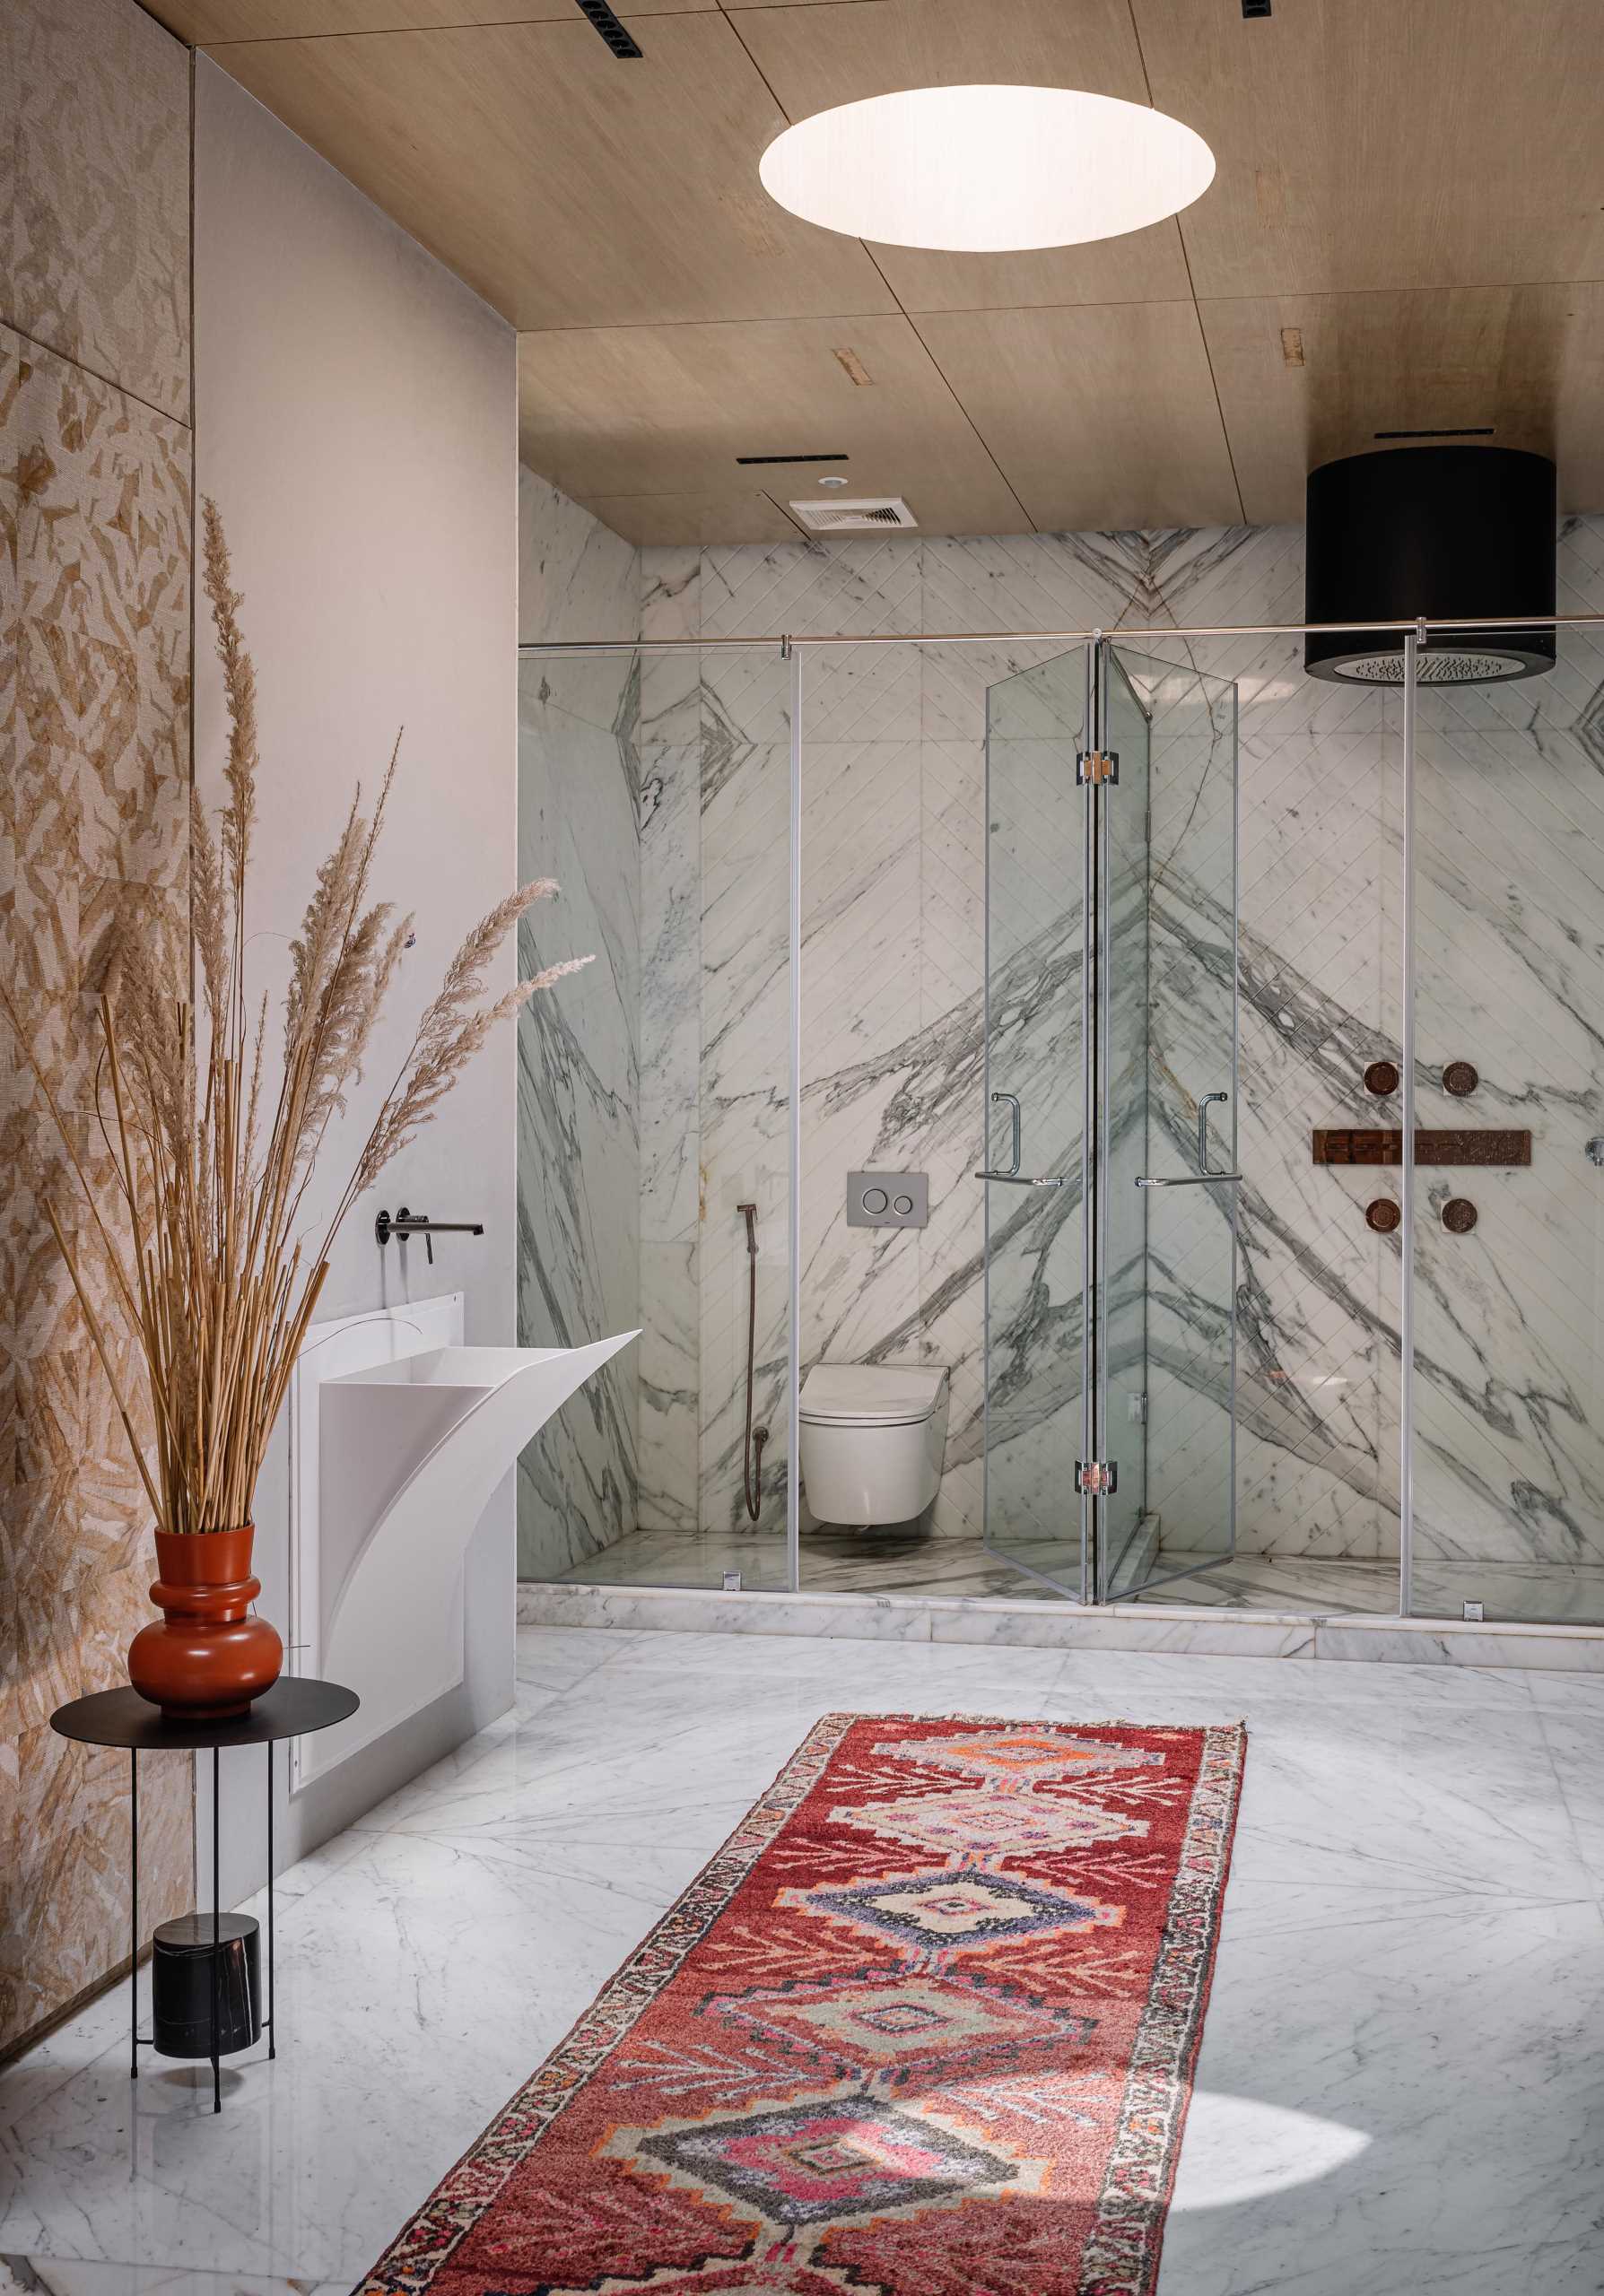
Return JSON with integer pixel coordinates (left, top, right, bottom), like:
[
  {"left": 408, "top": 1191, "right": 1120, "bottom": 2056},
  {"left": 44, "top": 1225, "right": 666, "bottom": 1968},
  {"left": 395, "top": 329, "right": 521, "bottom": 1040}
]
[
  {"left": 1, "top": 0, "right": 194, "bottom": 2057},
  {"left": 635, "top": 524, "right": 1399, "bottom": 1560},
  {"left": 637, "top": 518, "right": 1604, "bottom": 1596},
  {"left": 1408, "top": 577, "right": 1604, "bottom": 1592}
]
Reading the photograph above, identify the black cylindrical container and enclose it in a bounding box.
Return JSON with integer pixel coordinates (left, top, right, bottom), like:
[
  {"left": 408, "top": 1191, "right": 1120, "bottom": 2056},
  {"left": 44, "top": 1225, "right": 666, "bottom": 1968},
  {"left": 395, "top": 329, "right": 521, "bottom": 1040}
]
[
  {"left": 1304, "top": 446, "right": 1556, "bottom": 683},
  {"left": 152, "top": 1912, "right": 262, "bottom": 2058}
]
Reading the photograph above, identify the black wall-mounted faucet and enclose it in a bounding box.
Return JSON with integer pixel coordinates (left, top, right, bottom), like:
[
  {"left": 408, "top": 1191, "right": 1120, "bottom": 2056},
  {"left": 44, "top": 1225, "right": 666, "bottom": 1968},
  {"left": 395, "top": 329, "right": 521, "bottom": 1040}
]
[{"left": 374, "top": 1205, "right": 485, "bottom": 1265}]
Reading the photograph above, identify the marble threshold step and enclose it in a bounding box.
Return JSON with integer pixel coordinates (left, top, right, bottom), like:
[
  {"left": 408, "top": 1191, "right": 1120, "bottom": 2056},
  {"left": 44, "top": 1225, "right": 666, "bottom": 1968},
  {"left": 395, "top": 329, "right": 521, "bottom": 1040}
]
[{"left": 517, "top": 1578, "right": 1604, "bottom": 1674}]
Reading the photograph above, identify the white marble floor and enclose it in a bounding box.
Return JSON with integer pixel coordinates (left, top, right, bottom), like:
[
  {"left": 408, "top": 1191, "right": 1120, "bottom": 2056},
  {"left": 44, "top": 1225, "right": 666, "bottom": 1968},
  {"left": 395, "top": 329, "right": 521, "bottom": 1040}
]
[{"left": 4, "top": 1625, "right": 1602, "bottom": 2295}]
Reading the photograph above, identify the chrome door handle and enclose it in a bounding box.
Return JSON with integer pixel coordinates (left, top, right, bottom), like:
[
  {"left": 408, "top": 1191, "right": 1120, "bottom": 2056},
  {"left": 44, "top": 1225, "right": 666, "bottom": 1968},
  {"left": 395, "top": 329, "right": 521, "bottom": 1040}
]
[
  {"left": 975, "top": 1088, "right": 1065, "bottom": 1186},
  {"left": 1137, "top": 1088, "right": 1241, "bottom": 1185},
  {"left": 1135, "top": 1173, "right": 1242, "bottom": 1188},
  {"left": 990, "top": 1091, "right": 1022, "bottom": 1176},
  {"left": 1198, "top": 1090, "right": 1230, "bottom": 1176}
]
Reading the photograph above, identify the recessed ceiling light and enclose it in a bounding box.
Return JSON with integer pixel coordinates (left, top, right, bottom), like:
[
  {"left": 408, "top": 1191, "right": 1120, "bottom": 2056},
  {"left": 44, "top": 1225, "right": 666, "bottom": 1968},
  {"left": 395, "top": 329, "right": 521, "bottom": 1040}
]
[
  {"left": 760, "top": 84, "right": 1215, "bottom": 254},
  {"left": 819, "top": 474, "right": 849, "bottom": 487}
]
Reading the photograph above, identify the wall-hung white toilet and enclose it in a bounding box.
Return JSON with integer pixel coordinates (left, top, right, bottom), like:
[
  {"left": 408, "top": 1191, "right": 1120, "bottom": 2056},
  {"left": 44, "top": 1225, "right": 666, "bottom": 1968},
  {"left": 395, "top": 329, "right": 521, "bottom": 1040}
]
[{"left": 798, "top": 1363, "right": 949, "bottom": 1526}]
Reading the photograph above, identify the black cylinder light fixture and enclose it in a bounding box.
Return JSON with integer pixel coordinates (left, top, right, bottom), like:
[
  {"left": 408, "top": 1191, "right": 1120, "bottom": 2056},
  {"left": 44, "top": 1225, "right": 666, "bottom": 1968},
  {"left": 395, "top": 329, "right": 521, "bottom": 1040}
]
[{"left": 1304, "top": 445, "right": 1556, "bottom": 684}]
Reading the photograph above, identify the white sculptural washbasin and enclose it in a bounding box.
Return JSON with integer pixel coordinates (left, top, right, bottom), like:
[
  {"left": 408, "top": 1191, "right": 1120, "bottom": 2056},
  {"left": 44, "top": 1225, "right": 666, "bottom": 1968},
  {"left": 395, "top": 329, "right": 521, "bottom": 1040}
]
[{"left": 312, "top": 1332, "right": 635, "bottom": 1770}]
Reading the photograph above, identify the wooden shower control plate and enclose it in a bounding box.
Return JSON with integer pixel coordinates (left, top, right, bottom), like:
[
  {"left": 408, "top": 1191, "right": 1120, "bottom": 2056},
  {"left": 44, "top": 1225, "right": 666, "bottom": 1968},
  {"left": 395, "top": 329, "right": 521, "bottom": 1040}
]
[{"left": 1312, "top": 1128, "right": 1530, "bottom": 1167}]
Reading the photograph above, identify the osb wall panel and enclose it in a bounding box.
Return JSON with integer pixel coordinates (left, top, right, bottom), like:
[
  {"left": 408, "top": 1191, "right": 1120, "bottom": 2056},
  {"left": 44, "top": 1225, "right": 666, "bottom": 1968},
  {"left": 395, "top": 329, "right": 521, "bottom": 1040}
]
[
  {"left": 0, "top": 270, "right": 193, "bottom": 2043},
  {"left": 2, "top": 0, "right": 191, "bottom": 424}
]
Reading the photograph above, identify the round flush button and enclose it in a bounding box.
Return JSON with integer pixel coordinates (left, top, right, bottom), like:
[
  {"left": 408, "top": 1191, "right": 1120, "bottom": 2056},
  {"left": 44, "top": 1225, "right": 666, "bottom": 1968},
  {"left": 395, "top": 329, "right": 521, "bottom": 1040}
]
[
  {"left": 862, "top": 1187, "right": 889, "bottom": 1215},
  {"left": 893, "top": 1194, "right": 914, "bottom": 1216}
]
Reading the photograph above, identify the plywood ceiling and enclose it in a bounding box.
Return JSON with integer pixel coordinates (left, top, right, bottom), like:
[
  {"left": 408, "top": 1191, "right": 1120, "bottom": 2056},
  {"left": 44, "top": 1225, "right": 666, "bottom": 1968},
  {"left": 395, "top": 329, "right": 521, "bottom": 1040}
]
[{"left": 151, "top": 0, "right": 1604, "bottom": 543}]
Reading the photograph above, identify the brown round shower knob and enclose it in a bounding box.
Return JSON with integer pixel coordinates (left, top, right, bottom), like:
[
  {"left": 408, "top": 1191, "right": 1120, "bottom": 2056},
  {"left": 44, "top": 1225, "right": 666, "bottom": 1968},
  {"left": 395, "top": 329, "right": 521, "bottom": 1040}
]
[
  {"left": 1364, "top": 1060, "right": 1399, "bottom": 1096},
  {"left": 1442, "top": 1196, "right": 1478, "bottom": 1233},
  {"left": 1443, "top": 1060, "right": 1479, "bottom": 1097},
  {"left": 1364, "top": 1198, "right": 1400, "bottom": 1234}
]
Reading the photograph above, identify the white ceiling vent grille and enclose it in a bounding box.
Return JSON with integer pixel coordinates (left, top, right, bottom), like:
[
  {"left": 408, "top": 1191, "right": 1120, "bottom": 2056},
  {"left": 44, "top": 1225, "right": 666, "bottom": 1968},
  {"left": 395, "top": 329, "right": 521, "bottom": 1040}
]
[{"left": 789, "top": 496, "right": 918, "bottom": 532}]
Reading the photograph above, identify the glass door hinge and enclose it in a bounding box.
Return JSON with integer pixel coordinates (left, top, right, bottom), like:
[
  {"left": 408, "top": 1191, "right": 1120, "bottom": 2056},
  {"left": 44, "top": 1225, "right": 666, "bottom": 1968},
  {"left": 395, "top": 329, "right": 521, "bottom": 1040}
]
[
  {"left": 1077, "top": 749, "right": 1120, "bottom": 786},
  {"left": 1077, "top": 1459, "right": 1119, "bottom": 1495}
]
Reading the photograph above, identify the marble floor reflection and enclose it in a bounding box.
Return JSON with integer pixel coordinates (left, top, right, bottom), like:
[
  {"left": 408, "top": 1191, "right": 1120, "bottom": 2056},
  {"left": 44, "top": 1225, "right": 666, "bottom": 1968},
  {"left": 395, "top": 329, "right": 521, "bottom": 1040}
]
[
  {"left": 1152, "top": 1551, "right": 1604, "bottom": 1623},
  {"left": 556, "top": 1523, "right": 1604, "bottom": 1626},
  {"left": 2, "top": 1625, "right": 1600, "bottom": 2295},
  {"left": 558, "top": 1524, "right": 1077, "bottom": 1602}
]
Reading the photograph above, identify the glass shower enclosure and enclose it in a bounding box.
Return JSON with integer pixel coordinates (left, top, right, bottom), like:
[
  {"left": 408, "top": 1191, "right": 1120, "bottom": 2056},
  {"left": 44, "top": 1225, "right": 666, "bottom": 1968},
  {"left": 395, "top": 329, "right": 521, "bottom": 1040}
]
[
  {"left": 981, "top": 640, "right": 1240, "bottom": 1605},
  {"left": 517, "top": 604, "right": 1604, "bottom": 1631}
]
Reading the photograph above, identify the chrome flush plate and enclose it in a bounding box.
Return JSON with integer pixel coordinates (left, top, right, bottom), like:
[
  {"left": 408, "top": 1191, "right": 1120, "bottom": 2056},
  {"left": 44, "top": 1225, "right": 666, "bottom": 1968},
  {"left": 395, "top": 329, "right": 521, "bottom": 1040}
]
[{"left": 848, "top": 1171, "right": 928, "bottom": 1228}]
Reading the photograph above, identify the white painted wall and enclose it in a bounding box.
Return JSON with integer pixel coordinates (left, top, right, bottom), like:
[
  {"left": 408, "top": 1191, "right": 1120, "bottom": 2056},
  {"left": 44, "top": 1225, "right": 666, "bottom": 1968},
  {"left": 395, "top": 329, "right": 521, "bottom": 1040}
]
[{"left": 193, "top": 60, "right": 518, "bottom": 1894}]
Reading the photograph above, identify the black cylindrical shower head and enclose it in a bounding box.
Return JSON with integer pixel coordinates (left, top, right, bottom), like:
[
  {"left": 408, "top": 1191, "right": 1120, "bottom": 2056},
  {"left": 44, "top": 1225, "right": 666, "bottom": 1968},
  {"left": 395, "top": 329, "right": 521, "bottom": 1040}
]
[{"left": 1304, "top": 445, "right": 1556, "bottom": 684}]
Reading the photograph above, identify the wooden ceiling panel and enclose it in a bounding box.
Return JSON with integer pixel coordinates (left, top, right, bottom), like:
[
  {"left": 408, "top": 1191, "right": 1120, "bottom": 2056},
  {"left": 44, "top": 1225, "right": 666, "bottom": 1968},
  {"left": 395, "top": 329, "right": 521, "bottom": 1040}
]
[
  {"left": 914, "top": 302, "right": 1242, "bottom": 532},
  {"left": 1203, "top": 285, "right": 1604, "bottom": 525},
  {"left": 150, "top": 0, "right": 708, "bottom": 37},
  {"left": 732, "top": 0, "right": 1193, "bottom": 312},
  {"left": 187, "top": 0, "right": 1604, "bottom": 539},
  {"left": 1134, "top": 0, "right": 1604, "bottom": 299},
  {"left": 519, "top": 315, "right": 1031, "bottom": 534},
  {"left": 212, "top": 14, "right": 896, "bottom": 328},
  {"left": 576, "top": 491, "right": 807, "bottom": 546}
]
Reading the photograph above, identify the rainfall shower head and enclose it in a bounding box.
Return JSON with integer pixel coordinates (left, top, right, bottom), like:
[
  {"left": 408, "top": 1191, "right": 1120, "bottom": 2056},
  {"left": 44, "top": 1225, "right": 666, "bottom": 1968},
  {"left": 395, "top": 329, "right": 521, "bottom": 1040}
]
[{"left": 1303, "top": 445, "right": 1556, "bottom": 685}]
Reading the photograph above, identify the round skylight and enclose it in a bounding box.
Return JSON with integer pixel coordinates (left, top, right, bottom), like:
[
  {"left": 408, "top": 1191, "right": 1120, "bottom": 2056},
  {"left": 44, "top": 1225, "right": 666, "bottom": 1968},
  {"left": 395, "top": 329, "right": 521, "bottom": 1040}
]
[{"left": 759, "top": 84, "right": 1216, "bottom": 254}]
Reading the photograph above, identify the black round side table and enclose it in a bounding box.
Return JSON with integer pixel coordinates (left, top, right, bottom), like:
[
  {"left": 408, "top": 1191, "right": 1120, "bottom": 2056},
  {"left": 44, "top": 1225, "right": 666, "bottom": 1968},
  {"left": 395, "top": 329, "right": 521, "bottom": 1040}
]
[{"left": 50, "top": 1676, "right": 358, "bottom": 2113}]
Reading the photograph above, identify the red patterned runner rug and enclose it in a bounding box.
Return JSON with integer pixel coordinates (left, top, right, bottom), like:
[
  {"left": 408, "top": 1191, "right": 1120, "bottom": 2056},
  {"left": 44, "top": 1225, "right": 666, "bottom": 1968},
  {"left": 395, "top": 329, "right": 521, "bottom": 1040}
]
[{"left": 357, "top": 1711, "right": 1245, "bottom": 2296}]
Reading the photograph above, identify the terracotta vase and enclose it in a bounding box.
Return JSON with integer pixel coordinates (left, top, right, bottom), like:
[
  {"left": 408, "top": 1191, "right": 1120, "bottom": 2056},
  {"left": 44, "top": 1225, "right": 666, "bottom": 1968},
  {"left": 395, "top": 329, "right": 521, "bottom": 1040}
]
[{"left": 127, "top": 1525, "right": 283, "bottom": 1721}]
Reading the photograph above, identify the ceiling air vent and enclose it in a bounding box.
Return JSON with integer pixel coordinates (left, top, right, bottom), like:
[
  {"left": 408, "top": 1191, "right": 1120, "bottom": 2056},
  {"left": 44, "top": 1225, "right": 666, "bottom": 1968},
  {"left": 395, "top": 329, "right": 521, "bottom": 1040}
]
[
  {"left": 789, "top": 496, "right": 918, "bottom": 533},
  {"left": 572, "top": 0, "right": 642, "bottom": 57}
]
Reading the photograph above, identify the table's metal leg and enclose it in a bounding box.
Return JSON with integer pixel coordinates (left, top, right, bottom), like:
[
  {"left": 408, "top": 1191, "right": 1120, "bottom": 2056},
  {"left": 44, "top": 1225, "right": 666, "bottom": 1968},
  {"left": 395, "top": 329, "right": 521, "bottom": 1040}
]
[
  {"left": 266, "top": 1740, "right": 275, "bottom": 2059},
  {"left": 211, "top": 1746, "right": 221, "bottom": 2114},
  {"left": 130, "top": 1751, "right": 139, "bottom": 2083}
]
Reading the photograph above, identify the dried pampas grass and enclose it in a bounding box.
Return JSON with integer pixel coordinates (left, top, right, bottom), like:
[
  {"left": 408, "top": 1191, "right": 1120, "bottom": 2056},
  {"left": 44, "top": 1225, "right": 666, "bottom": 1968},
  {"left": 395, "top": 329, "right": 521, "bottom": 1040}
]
[{"left": 0, "top": 498, "right": 589, "bottom": 1538}]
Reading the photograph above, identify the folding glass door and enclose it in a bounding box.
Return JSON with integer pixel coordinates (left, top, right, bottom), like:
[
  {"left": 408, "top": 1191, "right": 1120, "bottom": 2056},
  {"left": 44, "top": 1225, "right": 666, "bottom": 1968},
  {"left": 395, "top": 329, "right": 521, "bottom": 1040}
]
[
  {"left": 981, "top": 647, "right": 1093, "bottom": 1596},
  {"left": 1105, "top": 648, "right": 1240, "bottom": 1601},
  {"left": 981, "top": 642, "right": 1240, "bottom": 1603}
]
